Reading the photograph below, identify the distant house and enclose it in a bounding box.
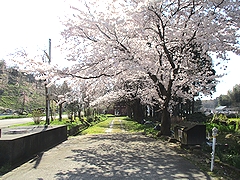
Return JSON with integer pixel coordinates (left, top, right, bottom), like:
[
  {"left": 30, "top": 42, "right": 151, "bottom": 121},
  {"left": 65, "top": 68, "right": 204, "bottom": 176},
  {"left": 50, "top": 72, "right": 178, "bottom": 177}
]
[
  {"left": 215, "top": 106, "right": 239, "bottom": 116},
  {"left": 215, "top": 106, "right": 228, "bottom": 114},
  {"left": 215, "top": 106, "right": 227, "bottom": 112}
]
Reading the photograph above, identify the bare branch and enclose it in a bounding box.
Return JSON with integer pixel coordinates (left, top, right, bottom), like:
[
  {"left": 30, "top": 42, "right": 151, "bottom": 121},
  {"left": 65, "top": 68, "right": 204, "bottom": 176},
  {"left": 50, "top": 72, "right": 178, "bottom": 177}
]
[{"left": 95, "top": 24, "right": 111, "bottom": 39}]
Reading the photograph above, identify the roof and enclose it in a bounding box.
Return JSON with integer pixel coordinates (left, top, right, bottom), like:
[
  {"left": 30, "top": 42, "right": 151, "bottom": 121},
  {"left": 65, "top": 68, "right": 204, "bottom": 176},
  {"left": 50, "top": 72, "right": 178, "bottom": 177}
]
[{"left": 215, "top": 106, "right": 227, "bottom": 110}]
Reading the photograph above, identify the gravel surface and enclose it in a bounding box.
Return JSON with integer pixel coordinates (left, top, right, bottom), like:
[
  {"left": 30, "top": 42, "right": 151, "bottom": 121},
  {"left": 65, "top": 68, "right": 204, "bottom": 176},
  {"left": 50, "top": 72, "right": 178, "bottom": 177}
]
[{"left": 1, "top": 133, "right": 214, "bottom": 180}]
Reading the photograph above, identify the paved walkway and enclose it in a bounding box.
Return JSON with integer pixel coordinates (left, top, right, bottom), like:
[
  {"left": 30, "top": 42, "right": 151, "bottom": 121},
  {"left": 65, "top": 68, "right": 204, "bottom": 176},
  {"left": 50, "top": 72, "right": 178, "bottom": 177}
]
[{"left": 1, "top": 120, "right": 214, "bottom": 180}]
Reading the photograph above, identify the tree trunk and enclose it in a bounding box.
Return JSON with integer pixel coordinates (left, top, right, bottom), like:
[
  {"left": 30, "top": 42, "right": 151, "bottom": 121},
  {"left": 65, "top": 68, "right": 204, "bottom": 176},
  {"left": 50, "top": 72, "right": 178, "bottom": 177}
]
[
  {"left": 148, "top": 72, "right": 173, "bottom": 135},
  {"left": 59, "top": 103, "right": 63, "bottom": 121},
  {"left": 126, "top": 104, "right": 132, "bottom": 118},
  {"left": 160, "top": 107, "right": 171, "bottom": 136},
  {"left": 192, "top": 98, "right": 195, "bottom": 113},
  {"left": 160, "top": 97, "right": 171, "bottom": 136},
  {"left": 78, "top": 108, "right": 81, "bottom": 120},
  {"left": 78, "top": 109, "right": 85, "bottom": 125},
  {"left": 132, "top": 98, "right": 144, "bottom": 123},
  {"left": 153, "top": 104, "right": 161, "bottom": 121}
]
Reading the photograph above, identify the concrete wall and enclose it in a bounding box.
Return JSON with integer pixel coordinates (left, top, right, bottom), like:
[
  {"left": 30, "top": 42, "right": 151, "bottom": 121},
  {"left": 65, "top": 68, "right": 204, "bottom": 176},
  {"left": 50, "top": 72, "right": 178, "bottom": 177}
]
[{"left": 0, "top": 125, "right": 67, "bottom": 167}]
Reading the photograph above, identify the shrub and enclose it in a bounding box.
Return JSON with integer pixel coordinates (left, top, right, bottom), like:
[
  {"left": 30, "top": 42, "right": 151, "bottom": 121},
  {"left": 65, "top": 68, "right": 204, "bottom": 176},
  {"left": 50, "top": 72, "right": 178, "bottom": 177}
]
[
  {"left": 211, "top": 113, "right": 228, "bottom": 123},
  {"left": 32, "top": 109, "right": 44, "bottom": 124},
  {"left": 185, "top": 112, "right": 207, "bottom": 123},
  {"left": 206, "top": 122, "right": 235, "bottom": 133},
  {"left": 217, "top": 153, "right": 240, "bottom": 169}
]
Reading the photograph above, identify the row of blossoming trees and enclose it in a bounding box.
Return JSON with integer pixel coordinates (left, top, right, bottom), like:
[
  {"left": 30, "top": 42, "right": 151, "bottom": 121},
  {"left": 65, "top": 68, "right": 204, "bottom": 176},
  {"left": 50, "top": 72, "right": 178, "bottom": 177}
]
[{"left": 12, "top": 0, "right": 239, "bottom": 135}]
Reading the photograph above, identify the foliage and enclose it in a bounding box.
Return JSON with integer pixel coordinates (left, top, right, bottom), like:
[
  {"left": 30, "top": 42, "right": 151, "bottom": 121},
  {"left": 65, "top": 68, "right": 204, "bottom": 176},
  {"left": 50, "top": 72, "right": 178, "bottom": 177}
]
[
  {"left": 219, "top": 84, "right": 240, "bottom": 108},
  {"left": 212, "top": 113, "right": 229, "bottom": 122},
  {"left": 51, "top": 81, "right": 72, "bottom": 107},
  {"left": 206, "top": 114, "right": 235, "bottom": 133},
  {"left": 206, "top": 122, "right": 235, "bottom": 134},
  {"left": 229, "top": 118, "right": 240, "bottom": 132},
  {"left": 205, "top": 115, "right": 240, "bottom": 169},
  {"left": 214, "top": 132, "right": 240, "bottom": 169},
  {"left": 218, "top": 94, "right": 231, "bottom": 107},
  {"left": 220, "top": 154, "right": 240, "bottom": 169},
  {"left": 228, "top": 84, "right": 240, "bottom": 107}
]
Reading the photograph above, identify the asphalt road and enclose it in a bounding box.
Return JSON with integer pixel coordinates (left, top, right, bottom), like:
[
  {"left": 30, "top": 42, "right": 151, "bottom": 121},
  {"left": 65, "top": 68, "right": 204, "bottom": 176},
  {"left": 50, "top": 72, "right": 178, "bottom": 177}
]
[
  {"left": 1, "top": 133, "right": 214, "bottom": 180},
  {"left": 0, "top": 117, "right": 34, "bottom": 128},
  {"left": 0, "top": 115, "right": 67, "bottom": 128}
]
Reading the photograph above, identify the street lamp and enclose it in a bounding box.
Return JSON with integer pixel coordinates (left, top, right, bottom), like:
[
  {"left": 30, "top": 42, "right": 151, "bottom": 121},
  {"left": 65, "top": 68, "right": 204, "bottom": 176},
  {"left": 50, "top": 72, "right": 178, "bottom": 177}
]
[{"left": 211, "top": 127, "right": 218, "bottom": 171}]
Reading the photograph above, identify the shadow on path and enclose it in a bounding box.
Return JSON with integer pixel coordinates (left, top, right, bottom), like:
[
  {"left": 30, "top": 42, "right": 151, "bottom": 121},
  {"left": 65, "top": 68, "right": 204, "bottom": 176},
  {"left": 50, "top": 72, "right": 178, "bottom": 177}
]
[
  {"left": 55, "top": 133, "right": 212, "bottom": 180},
  {"left": 29, "top": 152, "right": 44, "bottom": 169}
]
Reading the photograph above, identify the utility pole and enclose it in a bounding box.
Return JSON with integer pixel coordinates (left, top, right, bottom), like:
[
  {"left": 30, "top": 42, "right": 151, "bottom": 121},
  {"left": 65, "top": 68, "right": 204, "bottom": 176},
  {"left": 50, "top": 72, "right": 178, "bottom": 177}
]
[{"left": 45, "top": 39, "right": 51, "bottom": 125}]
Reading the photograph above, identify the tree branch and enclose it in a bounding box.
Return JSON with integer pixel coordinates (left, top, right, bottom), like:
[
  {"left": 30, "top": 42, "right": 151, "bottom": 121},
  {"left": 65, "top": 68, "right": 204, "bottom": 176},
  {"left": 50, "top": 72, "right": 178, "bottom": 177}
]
[
  {"left": 61, "top": 71, "right": 123, "bottom": 80},
  {"left": 148, "top": 72, "right": 167, "bottom": 97},
  {"left": 95, "top": 24, "right": 111, "bottom": 39},
  {"left": 78, "top": 27, "right": 97, "bottom": 42}
]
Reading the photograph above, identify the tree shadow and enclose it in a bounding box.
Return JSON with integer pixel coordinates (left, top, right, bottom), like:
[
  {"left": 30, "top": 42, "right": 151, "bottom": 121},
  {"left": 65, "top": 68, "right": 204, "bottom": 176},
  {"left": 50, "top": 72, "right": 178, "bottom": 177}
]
[
  {"left": 54, "top": 133, "right": 212, "bottom": 180},
  {"left": 29, "top": 152, "right": 44, "bottom": 169}
]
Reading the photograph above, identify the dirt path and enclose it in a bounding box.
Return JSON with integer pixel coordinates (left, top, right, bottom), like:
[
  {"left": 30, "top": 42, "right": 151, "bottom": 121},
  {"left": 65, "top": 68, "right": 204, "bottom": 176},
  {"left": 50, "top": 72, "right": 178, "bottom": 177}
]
[{"left": 1, "top": 118, "right": 214, "bottom": 180}]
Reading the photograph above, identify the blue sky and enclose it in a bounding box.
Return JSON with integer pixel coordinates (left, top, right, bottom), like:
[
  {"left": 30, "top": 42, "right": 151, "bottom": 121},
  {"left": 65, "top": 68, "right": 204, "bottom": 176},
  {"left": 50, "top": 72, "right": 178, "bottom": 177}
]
[{"left": 0, "top": 0, "right": 239, "bottom": 100}]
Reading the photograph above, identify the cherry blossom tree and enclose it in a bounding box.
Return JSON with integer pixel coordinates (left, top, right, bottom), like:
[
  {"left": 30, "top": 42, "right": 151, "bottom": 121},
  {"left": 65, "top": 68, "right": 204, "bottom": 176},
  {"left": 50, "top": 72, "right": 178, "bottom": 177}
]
[
  {"left": 10, "top": 0, "right": 239, "bottom": 135},
  {"left": 59, "top": 0, "right": 239, "bottom": 135}
]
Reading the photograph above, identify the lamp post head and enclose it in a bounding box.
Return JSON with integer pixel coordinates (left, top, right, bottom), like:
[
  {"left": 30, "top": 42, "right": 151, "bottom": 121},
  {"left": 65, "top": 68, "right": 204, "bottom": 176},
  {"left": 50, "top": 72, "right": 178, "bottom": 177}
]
[{"left": 212, "top": 127, "right": 218, "bottom": 137}]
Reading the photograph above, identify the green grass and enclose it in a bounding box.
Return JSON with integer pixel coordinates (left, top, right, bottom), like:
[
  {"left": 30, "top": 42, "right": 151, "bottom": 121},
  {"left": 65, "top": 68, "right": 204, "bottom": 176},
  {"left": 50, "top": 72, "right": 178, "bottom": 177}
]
[
  {"left": 81, "top": 116, "right": 115, "bottom": 135},
  {"left": 122, "top": 117, "right": 146, "bottom": 132},
  {"left": 81, "top": 116, "right": 157, "bottom": 135},
  {"left": 10, "top": 122, "right": 37, "bottom": 127},
  {"left": 0, "top": 114, "right": 30, "bottom": 120},
  {"left": 10, "top": 118, "right": 82, "bottom": 130},
  {"left": 9, "top": 117, "right": 67, "bottom": 127}
]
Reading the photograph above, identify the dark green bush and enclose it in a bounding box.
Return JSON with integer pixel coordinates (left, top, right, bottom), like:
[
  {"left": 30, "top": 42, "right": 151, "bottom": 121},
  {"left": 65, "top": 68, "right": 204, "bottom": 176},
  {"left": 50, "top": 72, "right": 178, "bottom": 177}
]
[
  {"left": 185, "top": 112, "right": 207, "bottom": 123},
  {"left": 219, "top": 154, "right": 240, "bottom": 169}
]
